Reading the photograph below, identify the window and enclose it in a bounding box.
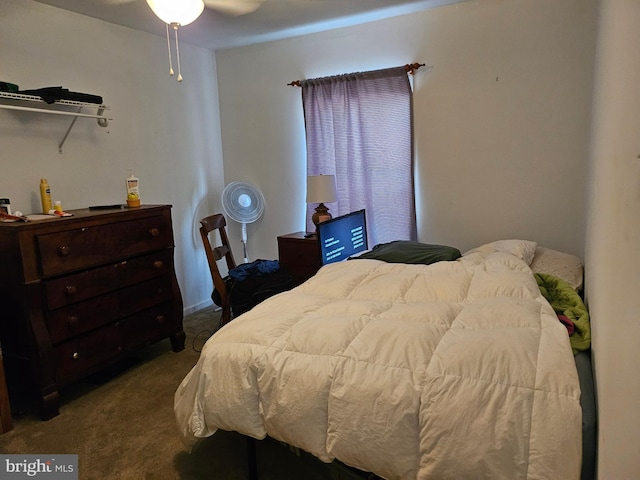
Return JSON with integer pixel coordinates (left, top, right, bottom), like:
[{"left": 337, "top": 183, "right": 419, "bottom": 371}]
[{"left": 302, "top": 66, "right": 416, "bottom": 245}]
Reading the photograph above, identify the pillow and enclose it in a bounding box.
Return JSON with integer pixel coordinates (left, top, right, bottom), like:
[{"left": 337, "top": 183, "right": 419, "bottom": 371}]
[
  {"left": 492, "top": 239, "right": 538, "bottom": 265},
  {"left": 463, "top": 239, "right": 537, "bottom": 264},
  {"left": 530, "top": 247, "right": 584, "bottom": 291},
  {"left": 353, "top": 241, "right": 461, "bottom": 265},
  {"left": 462, "top": 242, "right": 494, "bottom": 257}
]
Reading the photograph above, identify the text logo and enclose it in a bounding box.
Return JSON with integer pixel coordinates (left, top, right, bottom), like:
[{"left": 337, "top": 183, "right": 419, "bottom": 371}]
[{"left": 1, "top": 455, "right": 78, "bottom": 479}]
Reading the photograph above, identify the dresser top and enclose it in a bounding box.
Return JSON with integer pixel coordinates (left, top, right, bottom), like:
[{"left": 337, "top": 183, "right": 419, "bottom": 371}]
[{"left": 0, "top": 204, "right": 171, "bottom": 231}]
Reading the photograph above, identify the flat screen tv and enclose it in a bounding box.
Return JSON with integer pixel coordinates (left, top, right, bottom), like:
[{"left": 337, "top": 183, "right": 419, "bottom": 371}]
[{"left": 317, "top": 209, "right": 368, "bottom": 265}]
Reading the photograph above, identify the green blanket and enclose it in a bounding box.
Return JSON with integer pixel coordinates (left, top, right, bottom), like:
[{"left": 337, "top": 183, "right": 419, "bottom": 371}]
[{"left": 535, "top": 273, "right": 591, "bottom": 355}]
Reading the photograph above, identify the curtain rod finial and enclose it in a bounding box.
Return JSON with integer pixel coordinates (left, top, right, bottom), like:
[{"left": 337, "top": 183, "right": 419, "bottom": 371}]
[
  {"left": 288, "top": 80, "right": 301, "bottom": 87},
  {"left": 405, "top": 63, "right": 427, "bottom": 75}
]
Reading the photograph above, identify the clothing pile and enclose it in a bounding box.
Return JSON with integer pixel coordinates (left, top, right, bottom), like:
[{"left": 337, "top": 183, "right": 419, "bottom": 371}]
[{"left": 213, "top": 259, "right": 293, "bottom": 318}]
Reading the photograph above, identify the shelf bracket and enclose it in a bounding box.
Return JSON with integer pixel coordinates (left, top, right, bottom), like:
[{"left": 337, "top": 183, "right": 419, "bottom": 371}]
[
  {"left": 96, "top": 107, "right": 108, "bottom": 127},
  {"left": 58, "top": 106, "right": 109, "bottom": 154},
  {"left": 58, "top": 108, "right": 81, "bottom": 154}
]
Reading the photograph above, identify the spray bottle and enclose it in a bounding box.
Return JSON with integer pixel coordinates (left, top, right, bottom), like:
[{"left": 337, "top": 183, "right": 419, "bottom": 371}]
[{"left": 40, "top": 178, "right": 52, "bottom": 214}]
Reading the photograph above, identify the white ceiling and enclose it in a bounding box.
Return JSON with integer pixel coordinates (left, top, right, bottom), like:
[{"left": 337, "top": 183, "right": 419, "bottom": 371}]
[{"left": 34, "top": 0, "right": 469, "bottom": 51}]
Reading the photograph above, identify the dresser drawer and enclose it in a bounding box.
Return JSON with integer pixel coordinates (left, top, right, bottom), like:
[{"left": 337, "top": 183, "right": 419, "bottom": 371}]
[
  {"left": 37, "top": 215, "right": 173, "bottom": 277},
  {"left": 46, "top": 293, "right": 118, "bottom": 344},
  {"left": 46, "top": 275, "right": 173, "bottom": 344},
  {"left": 44, "top": 249, "right": 174, "bottom": 310},
  {"left": 120, "top": 302, "right": 177, "bottom": 349},
  {"left": 53, "top": 323, "right": 122, "bottom": 383},
  {"left": 118, "top": 275, "right": 174, "bottom": 318}
]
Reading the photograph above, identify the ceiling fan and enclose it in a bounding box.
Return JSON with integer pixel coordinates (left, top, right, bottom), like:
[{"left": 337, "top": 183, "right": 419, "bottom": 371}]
[{"left": 145, "top": 0, "right": 265, "bottom": 81}]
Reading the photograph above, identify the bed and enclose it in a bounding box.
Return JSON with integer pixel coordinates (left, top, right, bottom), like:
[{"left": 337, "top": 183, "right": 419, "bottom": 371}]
[{"left": 175, "top": 239, "right": 593, "bottom": 479}]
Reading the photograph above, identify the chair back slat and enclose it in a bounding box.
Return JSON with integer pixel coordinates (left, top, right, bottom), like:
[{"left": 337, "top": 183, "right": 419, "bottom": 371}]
[{"left": 213, "top": 245, "right": 230, "bottom": 261}]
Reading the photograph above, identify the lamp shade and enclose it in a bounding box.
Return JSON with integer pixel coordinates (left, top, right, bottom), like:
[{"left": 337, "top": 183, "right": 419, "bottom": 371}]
[
  {"left": 146, "top": 0, "right": 205, "bottom": 26},
  {"left": 306, "top": 175, "right": 337, "bottom": 203}
]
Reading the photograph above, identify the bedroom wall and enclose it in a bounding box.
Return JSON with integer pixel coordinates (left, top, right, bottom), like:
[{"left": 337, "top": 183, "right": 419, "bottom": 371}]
[
  {"left": 215, "top": 0, "right": 597, "bottom": 261},
  {"left": 586, "top": 1, "right": 640, "bottom": 478},
  {"left": 0, "top": 0, "right": 224, "bottom": 313}
]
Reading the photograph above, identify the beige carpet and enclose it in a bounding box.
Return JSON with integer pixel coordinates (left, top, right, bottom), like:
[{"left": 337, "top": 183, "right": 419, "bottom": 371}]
[{"left": 0, "top": 306, "right": 367, "bottom": 480}]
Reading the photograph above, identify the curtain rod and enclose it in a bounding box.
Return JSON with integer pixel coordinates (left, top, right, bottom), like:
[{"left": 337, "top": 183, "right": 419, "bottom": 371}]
[{"left": 287, "top": 63, "right": 426, "bottom": 87}]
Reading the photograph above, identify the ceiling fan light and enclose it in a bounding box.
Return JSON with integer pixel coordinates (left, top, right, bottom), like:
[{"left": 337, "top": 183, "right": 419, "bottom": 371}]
[{"left": 146, "top": 0, "right": 205, "bottom": 26}]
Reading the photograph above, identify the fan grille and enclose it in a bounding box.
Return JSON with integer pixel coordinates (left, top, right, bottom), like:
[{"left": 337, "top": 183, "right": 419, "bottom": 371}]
[{"left": 222, "top": 182, "right": 265, "bottom": 224}]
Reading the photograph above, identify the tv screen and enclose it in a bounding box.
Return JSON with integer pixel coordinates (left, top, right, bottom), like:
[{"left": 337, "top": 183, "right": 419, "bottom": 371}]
[{"left": 317, "top": 209, "right": 368, "bottom": 265}]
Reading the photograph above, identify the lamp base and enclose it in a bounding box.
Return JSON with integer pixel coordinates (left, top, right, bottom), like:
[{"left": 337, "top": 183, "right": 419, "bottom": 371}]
[{"left": 312, "top": 203, "right": 332, "bottom": 230}]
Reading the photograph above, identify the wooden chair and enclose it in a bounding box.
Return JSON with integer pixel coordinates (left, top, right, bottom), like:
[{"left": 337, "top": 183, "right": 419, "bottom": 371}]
[{"left": 199, "top": 214, "right": 237, "bottom": 326}]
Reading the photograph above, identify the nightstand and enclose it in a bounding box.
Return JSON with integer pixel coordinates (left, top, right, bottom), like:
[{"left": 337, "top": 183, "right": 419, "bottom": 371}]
[{"left": 277, "top": 232, "right": 322, "bottom": 285}]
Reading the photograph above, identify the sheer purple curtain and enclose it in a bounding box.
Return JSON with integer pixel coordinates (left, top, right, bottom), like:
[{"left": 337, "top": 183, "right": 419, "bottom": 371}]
[{"left": 302, "top": 66, "right": 417, "bottom": 245}]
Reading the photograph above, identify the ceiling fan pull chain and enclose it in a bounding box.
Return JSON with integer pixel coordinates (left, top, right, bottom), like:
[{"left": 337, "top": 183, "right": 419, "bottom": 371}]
[
  {"left": 174, "top": 24, "right": 183, "bottom": 82},
  {"left": 165, "top": 23, "right": 174, "bottom": 77}
]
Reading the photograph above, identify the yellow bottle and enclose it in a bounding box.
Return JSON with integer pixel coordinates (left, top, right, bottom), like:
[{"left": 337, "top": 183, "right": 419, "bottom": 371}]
[{"left": 40, "top": 178, "right": 52, "bottom": 214}]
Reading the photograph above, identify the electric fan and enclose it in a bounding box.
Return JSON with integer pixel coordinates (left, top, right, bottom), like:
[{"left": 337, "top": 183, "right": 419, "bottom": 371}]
[{"left": 221, "top": 182, "right": 265, "bottom": 263}]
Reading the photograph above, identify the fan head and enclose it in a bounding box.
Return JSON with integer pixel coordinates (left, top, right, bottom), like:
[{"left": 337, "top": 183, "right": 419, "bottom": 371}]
[{"left": 222, "top": 182, "right": 265, "bottom": 224}]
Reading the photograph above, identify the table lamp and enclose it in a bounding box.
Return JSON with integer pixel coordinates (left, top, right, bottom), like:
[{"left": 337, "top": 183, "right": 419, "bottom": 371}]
[{"left": 306, "top": 174, "right": 337, "bottom": 230}]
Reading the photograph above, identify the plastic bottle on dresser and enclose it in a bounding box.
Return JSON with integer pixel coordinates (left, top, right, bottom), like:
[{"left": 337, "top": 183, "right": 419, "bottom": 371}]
[
  {"left": 40, "top": 179, "right": 52, "bottom": 214},
  {"left": 126, "top": 171, "right": 140, "bottom": 208}
]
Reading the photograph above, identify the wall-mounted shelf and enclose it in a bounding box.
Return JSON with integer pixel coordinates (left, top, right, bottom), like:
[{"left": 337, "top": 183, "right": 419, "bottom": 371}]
[{"left": 0, "top": 91, "right": 112, "bottom": 153}]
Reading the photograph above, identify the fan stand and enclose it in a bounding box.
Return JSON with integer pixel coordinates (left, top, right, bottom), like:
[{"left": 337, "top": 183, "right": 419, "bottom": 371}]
[{"left": 241, "top": 222, "right": 249, "bottom": 263}]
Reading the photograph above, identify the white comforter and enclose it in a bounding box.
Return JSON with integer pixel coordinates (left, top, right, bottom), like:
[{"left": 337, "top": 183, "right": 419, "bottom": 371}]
[{"left": 175, "top": 251, "right": 582, "bottom": 479}]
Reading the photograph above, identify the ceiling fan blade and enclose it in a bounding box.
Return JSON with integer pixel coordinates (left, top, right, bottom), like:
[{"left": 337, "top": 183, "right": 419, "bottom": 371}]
[{"left": 203, "top": 0, "right": 264, "bottom": 16}]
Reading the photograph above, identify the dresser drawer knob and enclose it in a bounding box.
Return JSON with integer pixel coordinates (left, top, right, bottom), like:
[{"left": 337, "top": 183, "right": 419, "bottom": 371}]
[
  {"left": 57, "top": 245, "right": 71, "bottom": 256},
  {"left": 155, "top": 315, "right": 166, "bottom": 324},
  {"left": 67, "top": 316, "right": 79, "bottom": 328},
  {"left": 149, "top": 228, "right": 160, "bottom": 237},
  {"left": 65, "top": 285, "right": 77, "bottom": 295},
  {"left": 153, "top": 260, "right": 164, "bottom": 269},
  {"left": 72, "top": 352, "right": 79, "bottom": 360}
]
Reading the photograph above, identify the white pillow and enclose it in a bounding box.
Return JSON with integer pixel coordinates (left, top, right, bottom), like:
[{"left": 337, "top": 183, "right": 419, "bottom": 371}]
[
  {"left": 463, "top": 239, "right": 537, "bottom": 263},
  {"left": 462, "top": 242, "right": 494, "bottom": 257},
  {"left": 492, "top": 239, "right": 538, "bottom": 265},
  {"left": 529, "top": 247, "right": 584, "bottom": 291}
]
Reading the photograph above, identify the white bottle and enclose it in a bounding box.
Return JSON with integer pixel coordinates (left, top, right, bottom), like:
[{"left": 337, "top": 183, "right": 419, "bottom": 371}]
[{"left": 126, "top": 171, "right": 140, "bottom": 207}]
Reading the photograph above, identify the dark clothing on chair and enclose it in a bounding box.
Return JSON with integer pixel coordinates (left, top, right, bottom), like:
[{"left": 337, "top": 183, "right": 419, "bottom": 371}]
[
  {"left": 200, "top": 213, "right": 292, "bottom": 326},
  {"left": 214, "top": 262, "right": 293, "bottom": 318}
]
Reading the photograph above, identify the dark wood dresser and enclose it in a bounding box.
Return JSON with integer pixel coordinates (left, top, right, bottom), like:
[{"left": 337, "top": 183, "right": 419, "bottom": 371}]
[
  {"left": 0, "top": 205, "right": 184, "bottom": 420},
  {"left": 0, "top": 342, "right": 12, "bottom": 433},
  {"left": 277, "top": 232, "right": 322, "bottom": 286}
]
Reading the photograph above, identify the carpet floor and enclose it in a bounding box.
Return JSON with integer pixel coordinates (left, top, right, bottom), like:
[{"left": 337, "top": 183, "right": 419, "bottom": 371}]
[{"left": 0, "top": 306, "right": 368, "bottom": 480}]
